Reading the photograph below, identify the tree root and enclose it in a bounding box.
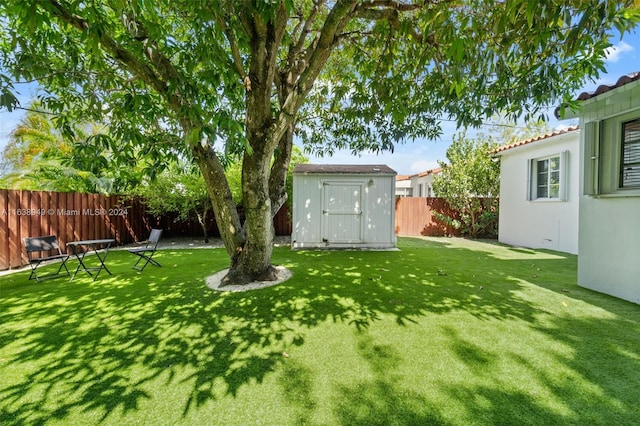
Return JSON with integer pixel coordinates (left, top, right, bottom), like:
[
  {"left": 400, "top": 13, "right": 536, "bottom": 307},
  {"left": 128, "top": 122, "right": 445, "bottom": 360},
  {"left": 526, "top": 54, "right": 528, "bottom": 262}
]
[{"left": 219, "top": 264, "right": 279, "bottom": 287}]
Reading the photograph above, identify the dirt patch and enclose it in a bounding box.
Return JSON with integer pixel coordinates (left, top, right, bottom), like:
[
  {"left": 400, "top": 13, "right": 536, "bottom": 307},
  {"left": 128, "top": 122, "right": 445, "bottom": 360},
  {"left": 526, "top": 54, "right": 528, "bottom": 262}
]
[{"left": 206, "top": 265, "right": 292, "bottom": 292}]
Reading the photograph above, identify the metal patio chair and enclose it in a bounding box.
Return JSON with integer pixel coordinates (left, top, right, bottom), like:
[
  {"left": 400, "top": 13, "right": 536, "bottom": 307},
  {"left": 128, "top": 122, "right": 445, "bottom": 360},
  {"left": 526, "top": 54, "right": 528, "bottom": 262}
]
[
  {"left": 128, "top": 229, "right": 163, "bottom": 271},
  {"left": 23, "top": 235, "right": 71, "bottom": 281}
]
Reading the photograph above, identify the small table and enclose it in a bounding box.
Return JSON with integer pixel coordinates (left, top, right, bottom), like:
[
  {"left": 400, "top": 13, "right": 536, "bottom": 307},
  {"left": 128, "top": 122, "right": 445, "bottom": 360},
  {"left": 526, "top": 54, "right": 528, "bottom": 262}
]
[{"left": 67, "top": 239, "right": 115, "bottom": 281}]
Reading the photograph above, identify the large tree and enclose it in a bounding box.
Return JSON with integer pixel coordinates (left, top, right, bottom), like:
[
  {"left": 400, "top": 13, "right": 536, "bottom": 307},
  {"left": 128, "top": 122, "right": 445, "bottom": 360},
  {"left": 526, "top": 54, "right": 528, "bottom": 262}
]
[{"left": 1, "top": 1, "right": 638, "bottom": 284}]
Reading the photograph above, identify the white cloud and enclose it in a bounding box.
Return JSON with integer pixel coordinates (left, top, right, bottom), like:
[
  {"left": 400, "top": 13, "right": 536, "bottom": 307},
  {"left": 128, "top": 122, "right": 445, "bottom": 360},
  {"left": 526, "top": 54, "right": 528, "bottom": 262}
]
[
  {"left": 409, "top": 160, "right": 439, "bottom": 174},
  {"left": 605, "top": 41, "right": 634, "bottom": 63}
]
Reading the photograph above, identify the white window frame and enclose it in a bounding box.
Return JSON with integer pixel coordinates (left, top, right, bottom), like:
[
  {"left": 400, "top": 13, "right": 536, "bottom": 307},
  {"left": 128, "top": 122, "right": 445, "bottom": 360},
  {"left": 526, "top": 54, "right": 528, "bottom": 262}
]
[{"left": 527, "top": 152, "right": 568, "bottom": 201}]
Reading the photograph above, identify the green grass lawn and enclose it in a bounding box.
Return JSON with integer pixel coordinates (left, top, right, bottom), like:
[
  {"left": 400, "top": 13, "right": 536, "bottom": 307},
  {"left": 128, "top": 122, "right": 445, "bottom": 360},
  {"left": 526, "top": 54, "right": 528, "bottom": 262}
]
[{"left": 1, "top": 237, "right": 639, "bottom": 425}]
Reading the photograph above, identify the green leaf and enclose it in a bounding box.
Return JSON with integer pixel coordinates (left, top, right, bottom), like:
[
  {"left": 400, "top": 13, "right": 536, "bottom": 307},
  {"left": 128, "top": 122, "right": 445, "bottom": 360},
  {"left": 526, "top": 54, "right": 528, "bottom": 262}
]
[
  {"left": 0, "top": 88, "right": 19, "bottom": 111},
  {"left": 186, "top": 127, "right": 201, "bottom": 146}
]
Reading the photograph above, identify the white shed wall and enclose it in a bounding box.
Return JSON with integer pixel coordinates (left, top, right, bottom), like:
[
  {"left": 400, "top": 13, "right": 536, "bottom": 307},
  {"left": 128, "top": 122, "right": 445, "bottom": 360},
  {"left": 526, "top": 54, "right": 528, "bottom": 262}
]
[
  {"left": 292, "top": 173, "right": 396, "bottom": 249},
  {"left": 498, "top": 131, "right": 580, "bottom": 254}
]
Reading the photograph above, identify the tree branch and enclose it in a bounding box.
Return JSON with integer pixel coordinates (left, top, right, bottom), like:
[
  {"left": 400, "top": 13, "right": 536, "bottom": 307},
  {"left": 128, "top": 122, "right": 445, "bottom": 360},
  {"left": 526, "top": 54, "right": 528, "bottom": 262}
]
[
  {"left": 214, "top": 12, "right": 247, "bottom": 80},
  {"left": 44, "top": 0, "right": 202, "bottom": 132},
  {"left": 354, "top": 1, "right": 426, "bottom": 43},
  {"left": 44, "top": 0, "right": 170, "bottom": 99},
  {"left": 119, "top": 14, "right": 182, "bottom": 86},
  {"left": 356, "top": 0, "right": 428, "bottom": 12},
  {"left": 7, "top": 70, "right": 128, "bottom": 86},
  {"left": 287, "top": 0, "right": 325, "bottom": 68},
  {"left": 356, "top": 0, "right": 457, "bottom": 12},
  {"left": 269, "top": 0, "right": 359, "bottom": 146}
]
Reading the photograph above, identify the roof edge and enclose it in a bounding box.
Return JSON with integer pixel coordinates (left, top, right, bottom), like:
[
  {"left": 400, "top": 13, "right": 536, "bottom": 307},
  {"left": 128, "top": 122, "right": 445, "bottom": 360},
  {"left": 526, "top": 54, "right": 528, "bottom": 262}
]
[
  {"left": 293, "top": 164, "right": 397, "bottom": 175},
  {"left": 555, "top": 72, "right": 640, "bottom": 119},
  {"left": 492, "top": 126, "right": 579, "bottom": 154}
]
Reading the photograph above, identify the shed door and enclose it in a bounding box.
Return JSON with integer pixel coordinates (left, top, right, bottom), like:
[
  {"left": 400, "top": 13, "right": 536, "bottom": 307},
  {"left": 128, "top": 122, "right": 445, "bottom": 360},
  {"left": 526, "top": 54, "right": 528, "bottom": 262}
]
[{"left": 322, "top": 182, "right": 363, "bottom": 243}]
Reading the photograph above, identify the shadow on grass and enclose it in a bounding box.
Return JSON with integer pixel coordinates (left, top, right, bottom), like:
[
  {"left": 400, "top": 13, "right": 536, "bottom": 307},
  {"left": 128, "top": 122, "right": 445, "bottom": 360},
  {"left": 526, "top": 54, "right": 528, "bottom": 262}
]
[
  {"left": 0, "top": 237, "right": 638, "bottom": 424},
  {"left": 334, "top": 334, "right": 448, "bottom": 425}
]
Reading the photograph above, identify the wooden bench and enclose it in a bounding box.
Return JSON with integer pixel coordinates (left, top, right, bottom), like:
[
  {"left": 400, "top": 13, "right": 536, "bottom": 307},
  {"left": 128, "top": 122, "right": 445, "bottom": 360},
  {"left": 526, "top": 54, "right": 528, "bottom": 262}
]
[{"left": 23, "top": 235, "right": 71, "bottom": 282}]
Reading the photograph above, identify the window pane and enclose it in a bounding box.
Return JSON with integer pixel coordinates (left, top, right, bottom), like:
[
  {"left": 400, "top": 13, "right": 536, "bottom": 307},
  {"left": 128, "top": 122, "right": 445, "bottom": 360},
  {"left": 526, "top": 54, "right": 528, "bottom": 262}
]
[
  {"left": 537, "top": 160, "right": 548, "bottom": 195},
  {"left": 537, "top": 184, "right": 548, "bottom": 198},
  {"left": 531, "top": 156, "right": 563, "bottom": 199},
  {"left": 621, "top": 119, "right": 640, "bottom": 188},
  {"left": 538, "top": 159, "right": 548, "bottom": 172}
]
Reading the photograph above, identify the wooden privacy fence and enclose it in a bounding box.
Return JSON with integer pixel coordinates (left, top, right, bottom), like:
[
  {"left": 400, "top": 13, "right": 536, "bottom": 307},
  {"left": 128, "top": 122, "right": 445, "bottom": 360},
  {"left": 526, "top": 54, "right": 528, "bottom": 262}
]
[
  {"left": 0, "top": 189, "right": 292, "bottom": 270},
  {"left": 2, "top": 189, "right": 462, "bottom": 270},
  {"left": 150, "top": 204, "right": 292, "bottom": 241},
  {"left": 394, "top": 197, "right": 461, "bottom": 237},
  {"left": 1, "top": 190, "right": 148, "bottom": 270}
]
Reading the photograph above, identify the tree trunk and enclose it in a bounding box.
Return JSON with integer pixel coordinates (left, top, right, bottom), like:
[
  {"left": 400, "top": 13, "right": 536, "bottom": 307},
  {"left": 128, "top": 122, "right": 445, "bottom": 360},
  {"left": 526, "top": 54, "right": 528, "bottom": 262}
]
[
  {"left": 220, "top": 141, "right": 278, "bottom": 285},
  {"left": 191, "top": 143, "right": 244, "bottom": 259},
  {"left": 196, "top": 209, "right": 209, "bottom": 243},
  {"left": 217, "top": 120, "right": 295, "bottom": 285},
  {"left": 197, "top": 1, "right": 354, "bottom": 286},
  {"left": 192, "top": 142, "right": 278, "bottom": 286}
]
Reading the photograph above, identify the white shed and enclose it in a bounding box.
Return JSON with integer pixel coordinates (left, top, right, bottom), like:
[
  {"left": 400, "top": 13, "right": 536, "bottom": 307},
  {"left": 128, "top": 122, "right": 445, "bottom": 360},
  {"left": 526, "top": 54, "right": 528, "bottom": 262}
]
[{"left": 292, "top": 164, "right": 397, "bottom": 249}]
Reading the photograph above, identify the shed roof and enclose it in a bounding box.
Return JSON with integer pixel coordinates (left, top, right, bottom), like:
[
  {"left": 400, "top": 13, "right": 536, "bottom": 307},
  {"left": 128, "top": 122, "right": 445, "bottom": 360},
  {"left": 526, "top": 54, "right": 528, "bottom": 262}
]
[{"left": 293, "top": 164, "right": 396, "bottom": 175}]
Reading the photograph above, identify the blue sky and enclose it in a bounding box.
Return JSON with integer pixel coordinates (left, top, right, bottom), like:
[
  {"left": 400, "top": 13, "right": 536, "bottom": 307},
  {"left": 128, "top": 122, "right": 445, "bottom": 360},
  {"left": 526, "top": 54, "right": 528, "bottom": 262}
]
[{"left": 1, "top": 26, "right": 639, "bottom": 176}]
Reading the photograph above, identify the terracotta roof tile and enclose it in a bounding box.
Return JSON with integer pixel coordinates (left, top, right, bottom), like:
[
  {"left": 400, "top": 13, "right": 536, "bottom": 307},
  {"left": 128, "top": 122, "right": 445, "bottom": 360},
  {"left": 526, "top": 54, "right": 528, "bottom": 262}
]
[
  {"left": 395, "top": 167, "right": 444, "bottom": 181},
  {"left": 575, "top": 71, "right": 640, "bottom": 101},
  {"left": 493, "top": 126, "right": 579, "bottom": 154},
  {"left": 555, "top": 71, "right": 640, "bottom": 118},
  {"left": 416, "top": 167, "right": 443, "bottom": 177}
]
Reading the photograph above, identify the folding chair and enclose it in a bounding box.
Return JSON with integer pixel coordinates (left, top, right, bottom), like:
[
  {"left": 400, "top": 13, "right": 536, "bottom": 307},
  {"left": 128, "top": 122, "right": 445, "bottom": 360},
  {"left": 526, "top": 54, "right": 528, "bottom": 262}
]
[
  {"left": 23, "top": 235, "right": 71, "bottom": 282},
  {"left": 128, "top": 229, "right": 163, "bottom": 271}
]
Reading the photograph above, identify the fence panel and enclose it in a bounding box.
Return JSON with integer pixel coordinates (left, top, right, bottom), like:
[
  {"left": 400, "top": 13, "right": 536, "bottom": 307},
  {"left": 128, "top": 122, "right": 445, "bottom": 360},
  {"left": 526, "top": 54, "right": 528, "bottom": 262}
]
[
  {"left": 3, "top": 190, "right": 473, "bottom": 269},
  {"left": 8, "top": 190, "right": 22, "bottom": 268},
  {"left": 395, "top": 197, "right": 460, "bottom": 237},
  {"left": 274, "top": 204, "right": 292, "bottom": 236},
  {"left": 1, "top": 190, "right": 294, "bottom": 270},
  {"left": 0, "top": 191, "right": 7, "bottom": 269},
  {"left": 0, "top": 190, "right": 148, "bottom": 270}
]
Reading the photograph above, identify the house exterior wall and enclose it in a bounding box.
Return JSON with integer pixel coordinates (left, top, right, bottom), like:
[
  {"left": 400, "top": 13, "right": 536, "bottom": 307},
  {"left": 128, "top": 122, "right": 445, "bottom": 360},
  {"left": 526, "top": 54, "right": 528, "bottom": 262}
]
[
  {"left": 394, "top": 169, "right": 441, "bottom": 197},
  {"left": 292, "top": 170, "right": 396, "bottom": 249},
  {"left": 411, "top": 174, "right": 437, "bottom": 197},
  {"left": 572, "top": 79, "right": 640, "bottom": 304},
  {"left": 497, "top": 131, "right": 580, "bottom": 254},
  {"left": 395, "top": 178, "right": 412, "bottom": 197},
  {"left": 578, "top": 196, "right": 639, "bottom": 303}
]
